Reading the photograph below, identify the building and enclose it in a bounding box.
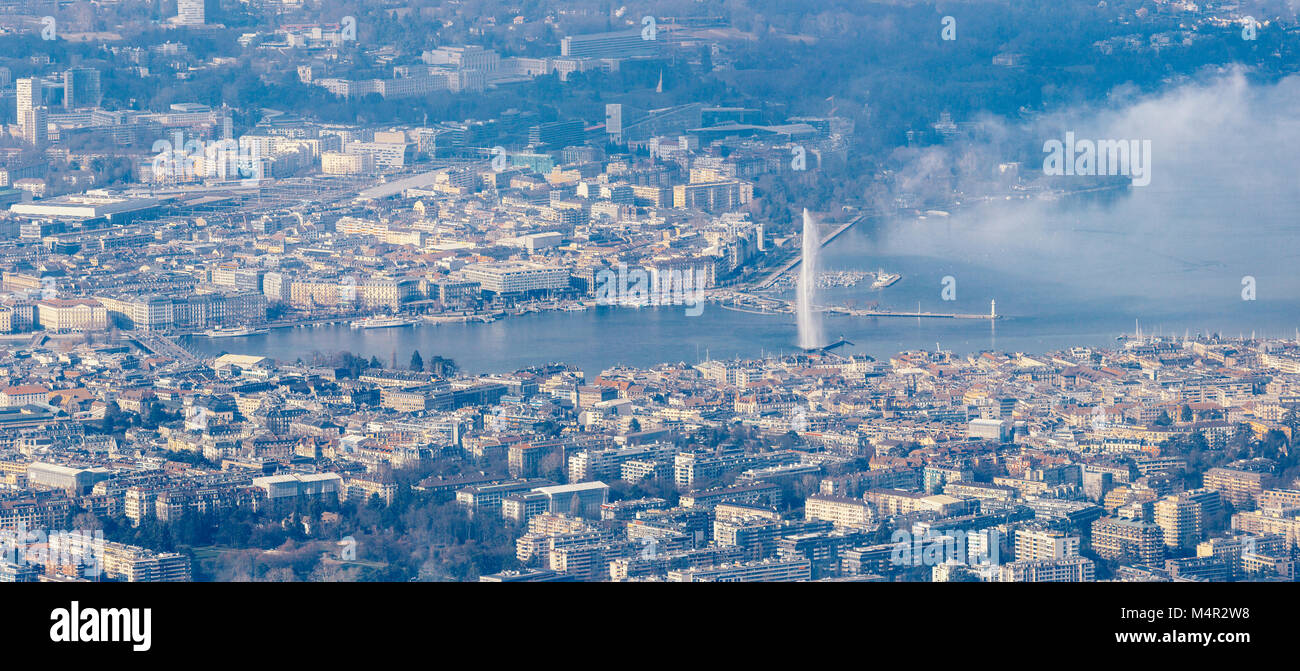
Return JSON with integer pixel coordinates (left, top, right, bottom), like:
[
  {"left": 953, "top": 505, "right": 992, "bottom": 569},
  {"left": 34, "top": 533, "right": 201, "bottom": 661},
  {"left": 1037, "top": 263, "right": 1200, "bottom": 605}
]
[
  {"left": 460, "top": 262, "right": 570, "bottom": 296},
  {"left": 679, "top": 483, "right": 783, "bottom": 510},
  {"left": 529, "top": 120, "right": 585, "bottom": 148},
  {"left": 479, "top": 569, "right": 573, "bottom": 582},
  {"left": 1014, "top": 527, "right": 1080, "bottom": 561},
  {"left": 9, "top": 195, "right": 161, "bottom": 224},
  {"left": 423, "top": 45, "right": 500, "bottom": 73},
  {"left": 176, "top": 0, "right": 206, "bottom": 25},
  {"left": 16, "top": 78, "right": 46, "bottom": 146},
  {"left": 36, "top": 299, "right": 107, "bottom": 333},
  {"left": 569, "top": 443, "right": 675, "bottom": 483},
  {"left": 97, "top": 292, "right": 266, "bottom": 331},
  {"left": 48, "top": 535, "right": 191, "bottom": 582},
  {"left": 804, "top": 494, "right": 873, "bottom": 530},
  {"left": 1, "top": 385, "right": 50, "bottom": 407},
  {"left": 713, "top": 518, "right": 833, "bottom": 561},
  {"left": 1203, "top": 467, "right": 1273, "bottom": 507},
  {"left": 967, "top": 418, "right": 1009, "bottom": 442},
  {"left": 668, "top": 558, "right": 812, "bottom": 582},
  {"left": 998, "top": 557, "right": 1096, "bottom": 582},
  {"left": 0, "top": 562, "right": 40, "bottom": 582},
  {"left": 252, "top": 473, "right": 343, "bottom": 503},
  {"left": 344, "top": 476, "right": 398, "bottom": 506},
  {"left": 344, "top": 141, "right": 409, "bottom": 170},
  {"left": 322, "top": 151, "right": 372, "bottom": 175},
  {"left": 671, "top": 180, "right": 753, "bottom": 213},
  {"left": 532, "top": 482, "right": 609, "bottom": 518},
  {"left": 1091, "top": 516, "right": 1164, "bottom": 563},
  {"left": 502, "top": 491, "right": 550, "bottom": 523},
  {"left": 548, "top": 544, "right": 608, "bottom": 581},
  {"left": 1154, "top": 489, "right": 1221, "bottom": 550},
  {"left": 560, "top": 30, "right": 658, "bottom": 60},
  {"left": 1165, "top": 556, "right": 1229, "bottom": 581},
  {"left": 25, "top": 463, "right": 112, "bottom": 495},
  {"left": 1231, "top": 508, "right": 1300, "bottom": 551},
  {"left": 63, "top": 67, "right": 101, "bottom": 109},
  {"left": 456, "top": 479, "right": 550, "bottom": 517},
  {"left": 865, "top": 489, "right": 976, "bottom": 517}
]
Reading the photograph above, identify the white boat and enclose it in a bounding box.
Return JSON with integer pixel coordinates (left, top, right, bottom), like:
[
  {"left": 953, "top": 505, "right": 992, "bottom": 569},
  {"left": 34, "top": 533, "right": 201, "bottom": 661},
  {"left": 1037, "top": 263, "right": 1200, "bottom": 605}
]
[
  {"left": 871, "top": 271, "right": 901, "bottom": 289},
  {"left": 203, "top": 326, "right": 268, "bottom": 338},
  {"left": 350, "top": 316, "right": 418, "bottom": 329}
]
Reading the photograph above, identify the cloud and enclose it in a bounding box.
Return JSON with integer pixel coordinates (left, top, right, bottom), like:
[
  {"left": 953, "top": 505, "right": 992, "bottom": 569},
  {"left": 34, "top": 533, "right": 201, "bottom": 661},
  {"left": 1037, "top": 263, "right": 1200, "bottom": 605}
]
[{"left": 865, "top": 67, "right": 1300, "bottom": 314}]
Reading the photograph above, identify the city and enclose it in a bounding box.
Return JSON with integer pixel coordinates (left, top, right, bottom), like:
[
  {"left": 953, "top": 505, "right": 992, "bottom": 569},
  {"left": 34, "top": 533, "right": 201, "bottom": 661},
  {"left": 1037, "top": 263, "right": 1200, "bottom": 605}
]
[{"left": 0, "top": 0, "right": 1297, "bottom": 651}]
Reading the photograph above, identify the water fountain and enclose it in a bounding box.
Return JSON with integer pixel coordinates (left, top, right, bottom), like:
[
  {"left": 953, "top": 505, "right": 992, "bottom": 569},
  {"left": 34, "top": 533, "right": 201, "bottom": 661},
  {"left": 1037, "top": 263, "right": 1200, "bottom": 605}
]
[{"left": 796, "top": 208, "right": 826, "bottom": 350}]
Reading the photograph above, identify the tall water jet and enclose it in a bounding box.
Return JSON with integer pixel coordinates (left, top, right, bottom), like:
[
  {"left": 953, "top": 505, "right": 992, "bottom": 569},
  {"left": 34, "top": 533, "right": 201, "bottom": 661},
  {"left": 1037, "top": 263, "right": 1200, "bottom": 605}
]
[{"left": 796, "top": 208, "right": 826, "bottom": 350}]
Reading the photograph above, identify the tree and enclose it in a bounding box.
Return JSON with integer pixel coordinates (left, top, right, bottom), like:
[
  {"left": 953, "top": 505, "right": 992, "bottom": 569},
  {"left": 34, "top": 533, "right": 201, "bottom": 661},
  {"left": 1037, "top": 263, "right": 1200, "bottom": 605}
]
[
  {"left": 1180, "top": 404, "right": 1193, "bottom": 422},
  {"left": 1283, "top": 408, "right": 1299, "bottom": 446},
  {"left": 410, "top": 350, "right": 424, "bottom": 372},
  {"left": 101, "top": 400, "right": 121, "bottom": 433},
  {"left": 427, "top": 355, "right": 458, "bottom": 377}
]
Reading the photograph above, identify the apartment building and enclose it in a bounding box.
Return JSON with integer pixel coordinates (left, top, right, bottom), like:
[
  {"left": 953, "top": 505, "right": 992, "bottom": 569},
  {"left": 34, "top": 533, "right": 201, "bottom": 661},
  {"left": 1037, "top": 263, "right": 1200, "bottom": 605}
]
[
  {"left": 804, "top": 494, "right": 873, "bottom": 530},
  {"left": 1091, "top": 516, "right": 1164, "bottom": 563},
  {"left": 1154, "top": 489, "right": 1221, "bottom": 550},
  {"left": 668, "top": 558, "right": 812, "bottom": 582},
  {"left": 1014, "top": 527, "right": 1081, "bottom": 561},
  {"left": 998, "top": 557, "right": 1096, "bottom": 582},
  {"left": 1203, "top": 467, "right": 1274, "bottom": 507}
]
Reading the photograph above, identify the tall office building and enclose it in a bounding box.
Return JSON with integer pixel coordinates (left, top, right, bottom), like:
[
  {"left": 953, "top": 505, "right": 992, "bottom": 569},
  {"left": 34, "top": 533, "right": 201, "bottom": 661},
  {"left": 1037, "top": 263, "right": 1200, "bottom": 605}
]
[
  {"left": 19, "top": 107, "right": 47, "bottom": 147},
  {"left": 528, "top": 120, "right": 585, "bottom": 149},
  {"left": 16, "top": 77, "right": 36, "bottom": 129},
  {"left": 560, "top": 30, "right": 658, "bottom": 60},
  {"left": 16, "top": 79, "right": 46, "bottom": 147},
  {"left": 16, "top": 78, "right": 35, "bottom": 116},
  {"left": 177, "top": 0, "right": 206, "bottom": 25},
  {"left": 63, "top": 67, "right": 101, "bottom": 109}
]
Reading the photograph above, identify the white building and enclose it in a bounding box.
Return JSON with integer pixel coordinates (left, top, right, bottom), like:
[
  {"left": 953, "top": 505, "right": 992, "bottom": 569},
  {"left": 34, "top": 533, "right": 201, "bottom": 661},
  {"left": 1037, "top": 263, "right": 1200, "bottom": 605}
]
[
  {"left": 460, "top": 262, "right": 569, "bottom": 295},
  {"left": 176, "top": 0, "right": 205, "bottom": 25},
  {"left": 532, "top": 482, "right": 609, "bottom": 518},
  {"left": 252, "top": 473, "right": 343, "bottom": 502}
]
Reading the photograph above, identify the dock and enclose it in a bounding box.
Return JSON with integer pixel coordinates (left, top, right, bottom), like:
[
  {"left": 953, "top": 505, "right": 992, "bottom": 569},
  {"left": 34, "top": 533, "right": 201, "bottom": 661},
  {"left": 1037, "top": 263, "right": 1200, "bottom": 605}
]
[
  {"left": 830, "top": 307, "right": 997, "bottom": 320},
  {"left": 712, "top": 293, "right": 999, "bottom": 321}
]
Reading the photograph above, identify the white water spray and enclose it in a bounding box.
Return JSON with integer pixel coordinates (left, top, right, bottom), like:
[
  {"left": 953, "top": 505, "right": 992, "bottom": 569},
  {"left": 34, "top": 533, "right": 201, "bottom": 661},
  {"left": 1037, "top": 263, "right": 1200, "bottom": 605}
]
[{"left": 797, "top": 208, "right": 826, "bottom": 350}]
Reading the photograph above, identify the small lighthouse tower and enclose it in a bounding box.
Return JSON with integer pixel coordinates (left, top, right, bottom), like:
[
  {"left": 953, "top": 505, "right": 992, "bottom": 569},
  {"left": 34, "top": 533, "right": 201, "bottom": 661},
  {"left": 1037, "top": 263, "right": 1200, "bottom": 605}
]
[{"left": 990, "top": 299, "right": 996, "bottom": 319}]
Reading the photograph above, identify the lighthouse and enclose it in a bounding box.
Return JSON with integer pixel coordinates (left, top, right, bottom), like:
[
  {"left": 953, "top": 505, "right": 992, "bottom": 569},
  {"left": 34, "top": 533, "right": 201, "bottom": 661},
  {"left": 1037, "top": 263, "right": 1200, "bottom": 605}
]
[{"left": 990, "top": 299, "right": 996, "bottom": 319}]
